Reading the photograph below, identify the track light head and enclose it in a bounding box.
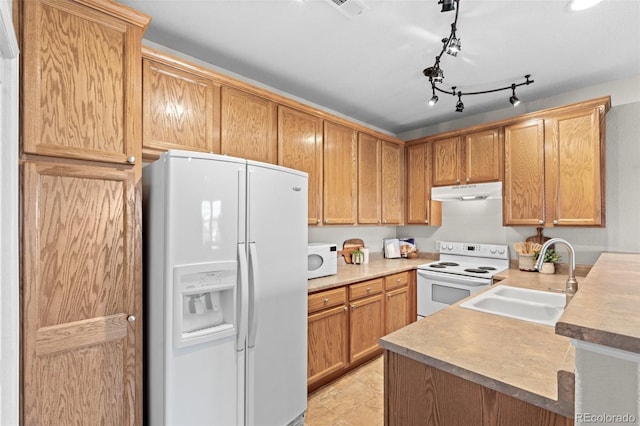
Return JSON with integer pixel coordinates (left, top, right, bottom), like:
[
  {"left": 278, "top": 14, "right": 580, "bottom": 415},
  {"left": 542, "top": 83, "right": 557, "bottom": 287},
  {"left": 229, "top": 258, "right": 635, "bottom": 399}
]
[
  {"left": 439, "top": 0, "right": 456, "bottom": 13},
  {"left": 444, "top": 36, "right": 461, "bottom": 57},
  {"left": 455, "top": 93, "right": 464, "bottom": 112},
  {"left": 428, "top": 95, "right": 439, "bottom": 107},
  {"left": 509, "top": 84, "right": 520, "bottom": 106}
]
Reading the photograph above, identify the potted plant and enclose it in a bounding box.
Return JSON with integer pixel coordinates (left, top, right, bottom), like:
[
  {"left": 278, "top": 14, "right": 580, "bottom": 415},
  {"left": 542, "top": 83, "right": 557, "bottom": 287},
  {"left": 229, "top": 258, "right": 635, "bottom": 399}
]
[{"left": 534, "top": 249, "right": 561, "bottom": 274}]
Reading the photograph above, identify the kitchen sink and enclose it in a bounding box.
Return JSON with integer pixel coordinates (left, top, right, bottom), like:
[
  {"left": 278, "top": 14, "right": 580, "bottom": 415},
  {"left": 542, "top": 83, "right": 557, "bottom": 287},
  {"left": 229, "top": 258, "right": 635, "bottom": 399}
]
[{"left": 459, "top": 285, "right": 565, "bottom": 326}]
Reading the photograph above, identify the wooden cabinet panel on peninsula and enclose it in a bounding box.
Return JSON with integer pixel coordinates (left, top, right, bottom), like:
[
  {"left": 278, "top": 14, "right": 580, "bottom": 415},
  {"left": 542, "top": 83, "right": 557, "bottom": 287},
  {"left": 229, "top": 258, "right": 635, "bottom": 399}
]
[
  {"left": 504, "top": 99, "right": 608, "bottom": 227},
  {"left": 142, "top": 48, "right": 221, "bottom": 159},
  {"left": 323, "top": 121, "right": 357, "bottom": 224},
  {"left": 21, "top": 0, "right": 149, "bottom": 164},
  {"left": 431, "top": 129, "right": 502, "bottom": 186},
  {"left": 221, "top": 86, "right": 277, "bottom": 163},
  {"left": 277, "top": 105, "right": 323, "bottom": 225},
  {"left": 405, "top": 142, "right": 442, "bottom": 225},
  {"left": 22, "top": 161, "right": 142, "bottom": 425}
]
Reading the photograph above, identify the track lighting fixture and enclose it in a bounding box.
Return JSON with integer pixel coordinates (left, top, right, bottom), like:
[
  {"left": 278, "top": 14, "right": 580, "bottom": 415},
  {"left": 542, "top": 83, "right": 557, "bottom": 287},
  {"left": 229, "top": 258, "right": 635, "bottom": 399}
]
[
  {"left": 424, "top": 0, "right": 534, "bottom": 113},
  {"left": 428, "top": 86, "right": 439, "bottom": 106},
  {"left": 509, "top": 84, "right": 521, "bottom": 106},
  {"left": 439, "top": 0, "right": 455, "bottom": 12}
]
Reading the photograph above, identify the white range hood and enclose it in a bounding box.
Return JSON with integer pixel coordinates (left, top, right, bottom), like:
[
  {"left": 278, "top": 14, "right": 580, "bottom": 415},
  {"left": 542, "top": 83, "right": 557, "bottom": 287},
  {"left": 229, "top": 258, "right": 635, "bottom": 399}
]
[{"left": 431, "top": 181, "right": 502, "bottom": 201}]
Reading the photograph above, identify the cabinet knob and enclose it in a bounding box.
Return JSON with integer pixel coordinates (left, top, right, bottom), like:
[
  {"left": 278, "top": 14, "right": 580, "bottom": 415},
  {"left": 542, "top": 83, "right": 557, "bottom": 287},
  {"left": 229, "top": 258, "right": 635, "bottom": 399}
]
[
  {"left": 324, "top": 298, "right": 329, "bottom": 305},
  {"left": 351, "top": 304, "right": 356, "bottom": 311},
  {"left": 127, "top": 156, "right": 136, "bottom": 164},
  {"left": 466, "top": 177, "right": 470, "bottom": 182},
  {"left": 366, "top": 287, "right": 371, "bottom": 293},
  {"left": 396, "top": 279, "right": 401, "bottom": 283},
  {"left": 553, "top": 220, "right": 559, "bottom": 225},
  {"left": 344, "top": 306, "right": 348, "bottom": 312},
  {"left": 538, "top": 219, "right": 544, "bottom": 225},
  {"left": 127, "top": 315, "right": 136, "bottom": 322},
  {"left": 316, "top": 219, "right": 320, "bottom": 224},
  {"left": 456, "top": 179, "right": 461, "bottom": 184}
]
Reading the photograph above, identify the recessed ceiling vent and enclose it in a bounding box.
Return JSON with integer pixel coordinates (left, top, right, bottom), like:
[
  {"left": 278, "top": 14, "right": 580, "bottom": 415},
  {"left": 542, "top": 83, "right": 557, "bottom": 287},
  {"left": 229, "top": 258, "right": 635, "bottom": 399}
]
[{"left": 327, "top": 0, "right": 368, "bottom": 17}]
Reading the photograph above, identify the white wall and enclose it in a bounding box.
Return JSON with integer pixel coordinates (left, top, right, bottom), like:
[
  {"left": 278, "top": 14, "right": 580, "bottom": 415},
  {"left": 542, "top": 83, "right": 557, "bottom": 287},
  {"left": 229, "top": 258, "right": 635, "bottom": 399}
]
[{"left": 0, "top": 0, "right": 19, "bottom": 424}]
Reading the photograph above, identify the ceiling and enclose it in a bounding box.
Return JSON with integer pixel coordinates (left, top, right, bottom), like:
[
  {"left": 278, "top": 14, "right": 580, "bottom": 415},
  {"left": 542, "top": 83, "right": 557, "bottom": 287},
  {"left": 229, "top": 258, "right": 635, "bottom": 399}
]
[{"left": 121, "top": 0, "right": 640, "bottom": 135}]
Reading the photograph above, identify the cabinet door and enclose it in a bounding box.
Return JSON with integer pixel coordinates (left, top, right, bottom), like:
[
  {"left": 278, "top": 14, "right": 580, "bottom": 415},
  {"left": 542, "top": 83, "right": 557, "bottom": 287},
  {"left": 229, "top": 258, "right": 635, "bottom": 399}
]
[
  {"left": 323, "top": 121, "right": 357, "bottom": 224},
  {"left": 504, "top": 120, "right": 546, "bottom": 226},
  {"left": 381, "top": 141, "right": 403, "bottom": 225},
  {"left": 142, "top": 51, "right": 220, "bottom": 159},
  {"left": 277, "top": 106, "right": 323, "bottom": 225},
  {"left": 545, "top": 107, "right": 605, "bottom": 226},
  {"left": 22, "top": 161, "right": 141, "bottom": 425},
  {"left": 22, "top": 0, "right": 148, "bottom": 164},
  {"left": 307, "top": 305, "right": 349, "bottom": 388},
  {"left": 432, "top": 136, "right": 462, "bottom": 186},
  {"left": 221, "top": 86, "right": 277, "bottom": 163},
  {"left": 385, "top": 286, "right": 410, "bottom": 335},
  {"left": 465, "top": 128, "right": 502, "bottom": 184},
  {"left": 357, "top": 132, "right": 381, "bottom": 224},
  {"left": 349, "top": 294, "right": 384, "bottom": 364}
]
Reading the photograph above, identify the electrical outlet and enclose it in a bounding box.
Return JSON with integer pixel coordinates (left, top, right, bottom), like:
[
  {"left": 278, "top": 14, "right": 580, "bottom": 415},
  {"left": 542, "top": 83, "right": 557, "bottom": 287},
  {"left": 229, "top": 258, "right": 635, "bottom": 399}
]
[{"left": 435, "top": 240, "right": 441, "bottom": 251}]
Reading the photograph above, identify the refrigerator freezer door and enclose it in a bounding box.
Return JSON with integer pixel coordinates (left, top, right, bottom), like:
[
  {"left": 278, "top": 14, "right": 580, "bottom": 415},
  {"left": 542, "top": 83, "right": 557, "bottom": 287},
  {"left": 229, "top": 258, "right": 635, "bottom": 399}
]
[{"left": 246, "top": 162, "right": 308, "bottom": 425}]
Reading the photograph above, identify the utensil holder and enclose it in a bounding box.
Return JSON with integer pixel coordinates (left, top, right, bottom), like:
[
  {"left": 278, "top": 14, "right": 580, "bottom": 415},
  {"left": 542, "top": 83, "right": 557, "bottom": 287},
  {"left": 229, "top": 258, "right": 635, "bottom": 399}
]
[{"left": 518, "top": 254, "right": 535, "bottom": 271}]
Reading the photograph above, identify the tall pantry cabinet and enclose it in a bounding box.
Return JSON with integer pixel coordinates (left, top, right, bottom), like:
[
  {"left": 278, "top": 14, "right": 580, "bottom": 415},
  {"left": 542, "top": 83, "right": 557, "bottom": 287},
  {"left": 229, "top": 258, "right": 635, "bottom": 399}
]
[{"left": 18, "top": 0, "right": 150, "bottom": 424}]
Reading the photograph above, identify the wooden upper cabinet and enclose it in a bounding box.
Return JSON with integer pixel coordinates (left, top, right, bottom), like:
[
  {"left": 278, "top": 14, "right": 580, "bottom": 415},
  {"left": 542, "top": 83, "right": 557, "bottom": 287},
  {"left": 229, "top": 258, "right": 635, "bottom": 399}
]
[
  {"left": 465, "top": 128, "right": 502, "bottom": 183},
  {"left": 323, "top": 121, "right": 357, "bottom": 225},
  {"left": 432, "top": 130, "right": 502, "bottom": 187},
  {"left": 406, "top": 143, "right": 441, "bottom": 225},
  {"left": 221, "top": 86, "right": 277, "bottom": 164},
  {"left": 503, "top": 120, "right": 546, "bottom": 226},
  {"left": 22, "top": 160, "right": 141, "bottom": 425},
  {"left": 432, "top": 136, "right": 463, "bottom": 186},
  {"left": 277, "top": 105, "right": 323, "bottom": 225},
  {"left": 357, "top": 133, "right": 381, "bottom": 224},
  {"left": 21, "top": 0, "right": 149, "bottom": 164},
  {"left": 545, "top": 107, "right": 605, "bottom": 226},
  {"left": 381, "top": 141, "right": 403, "bottom": 225},
  {"left": 142, "top": 48, "right": 221, "bottom": 159}
]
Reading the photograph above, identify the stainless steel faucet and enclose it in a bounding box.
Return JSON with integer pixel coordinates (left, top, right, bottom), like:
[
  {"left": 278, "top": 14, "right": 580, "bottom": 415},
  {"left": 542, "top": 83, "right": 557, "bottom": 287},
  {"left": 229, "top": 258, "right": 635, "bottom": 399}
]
[{"left": 534, "top": 238, "right": 578, "bottom": 304}]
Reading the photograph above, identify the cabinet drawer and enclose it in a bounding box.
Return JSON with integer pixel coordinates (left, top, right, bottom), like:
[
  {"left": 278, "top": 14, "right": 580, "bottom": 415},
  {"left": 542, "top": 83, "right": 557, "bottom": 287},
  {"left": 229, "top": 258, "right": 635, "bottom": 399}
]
[
  {"left": 308, "top": 287, "right": 347, "bottom": 314},
  {"left": 385, "top": 272, "right": 409, "bottom": 291},
  {"left": 349, "top": 278, "right": 384, "bottom": 301}
]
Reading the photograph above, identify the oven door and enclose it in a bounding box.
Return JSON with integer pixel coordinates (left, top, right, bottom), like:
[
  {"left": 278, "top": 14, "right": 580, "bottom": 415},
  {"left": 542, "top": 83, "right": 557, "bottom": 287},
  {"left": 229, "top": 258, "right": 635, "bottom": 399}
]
[{"left": 417, "top": 270, "right": 491, "bottom": 319}]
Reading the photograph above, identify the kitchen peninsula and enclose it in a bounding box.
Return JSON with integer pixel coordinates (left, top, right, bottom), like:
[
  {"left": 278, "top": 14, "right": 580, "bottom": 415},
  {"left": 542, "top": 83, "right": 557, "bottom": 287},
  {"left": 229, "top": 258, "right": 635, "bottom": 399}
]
[{"left": 380, "top": 252, "right": 640, "bottom": 426}]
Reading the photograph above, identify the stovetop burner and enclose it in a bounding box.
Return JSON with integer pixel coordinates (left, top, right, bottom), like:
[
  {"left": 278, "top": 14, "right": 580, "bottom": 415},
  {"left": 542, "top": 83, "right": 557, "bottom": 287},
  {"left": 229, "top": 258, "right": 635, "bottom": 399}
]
[
  {"left": 429, "top": 264, "right": 447, "bottom": 268},
  {"left": 477, "top": 266, "right": 497, "bottom": 271},
  {"left": 464, "top": 268, "right": 489, "bottom": 274},
  {"left": 438, "top": 262, "right": 459, "bottom": 266}
]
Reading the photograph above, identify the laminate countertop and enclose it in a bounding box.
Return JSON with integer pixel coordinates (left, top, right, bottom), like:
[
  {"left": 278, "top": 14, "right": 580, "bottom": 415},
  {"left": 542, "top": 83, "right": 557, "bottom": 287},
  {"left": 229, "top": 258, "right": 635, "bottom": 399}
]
[
  {"left": 380, "top": 268, "right": 576, "bottom": 417},
  {"left": 380, "top": 252, "right": 640, "bottom": 418},
  {"left": 307, "top": 254, "right": 433, "bottom": 293}
]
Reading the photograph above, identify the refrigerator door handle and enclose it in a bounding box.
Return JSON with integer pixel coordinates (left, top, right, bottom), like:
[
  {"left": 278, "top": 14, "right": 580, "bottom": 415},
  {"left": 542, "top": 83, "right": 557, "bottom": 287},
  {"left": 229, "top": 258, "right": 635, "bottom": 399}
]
[
  {"left": 237, "top": 242, "right": 249, "bottom": 351},
  {"left": 248, "top": 242, "right": 260, "bottom": 349}
]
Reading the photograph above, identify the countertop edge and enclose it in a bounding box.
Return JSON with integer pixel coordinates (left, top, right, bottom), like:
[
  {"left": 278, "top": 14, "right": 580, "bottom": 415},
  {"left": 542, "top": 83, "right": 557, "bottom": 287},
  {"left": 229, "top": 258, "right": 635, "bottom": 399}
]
[
  {"left": 556, "top": 321, "right": 640, "bottom": 354},
  {"left": 379, "top": 339, "right": 574, "bottom": 418}
]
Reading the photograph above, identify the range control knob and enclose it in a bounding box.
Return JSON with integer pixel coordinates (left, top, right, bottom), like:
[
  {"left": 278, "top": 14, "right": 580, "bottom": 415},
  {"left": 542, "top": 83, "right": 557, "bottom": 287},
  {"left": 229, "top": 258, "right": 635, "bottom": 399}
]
[
  {"left": 447, "top": 244, "right": 454, "bottom": 250},
  {"left": 490, "top": 247, "right": 497, "bottom": 254},
  {"left": 498, "top": 248, "right": 505, "bottom": 254}
]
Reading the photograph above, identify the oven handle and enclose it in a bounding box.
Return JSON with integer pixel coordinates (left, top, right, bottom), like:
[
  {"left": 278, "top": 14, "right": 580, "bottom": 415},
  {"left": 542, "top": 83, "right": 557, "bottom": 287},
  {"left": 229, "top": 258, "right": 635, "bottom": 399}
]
[{"left": 417, "top": 270, "right": 492, "bottom": 286}]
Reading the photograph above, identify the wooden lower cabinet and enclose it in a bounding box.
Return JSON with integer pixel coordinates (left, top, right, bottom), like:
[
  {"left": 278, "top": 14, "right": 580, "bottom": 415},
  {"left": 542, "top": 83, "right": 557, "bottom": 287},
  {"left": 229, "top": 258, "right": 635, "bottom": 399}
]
[
  {"left": 385, "top": 351, "right": 573, "bottom": 426},
  {"left": 308, "top": 271, "right": 416, "bottom": 392}
]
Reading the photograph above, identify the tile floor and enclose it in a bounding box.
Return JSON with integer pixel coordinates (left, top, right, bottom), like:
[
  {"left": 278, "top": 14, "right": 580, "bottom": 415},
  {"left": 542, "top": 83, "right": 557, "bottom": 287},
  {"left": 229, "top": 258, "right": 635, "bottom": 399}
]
[{"left": 305, "top": 356, "right": 384, "bottom": 426}]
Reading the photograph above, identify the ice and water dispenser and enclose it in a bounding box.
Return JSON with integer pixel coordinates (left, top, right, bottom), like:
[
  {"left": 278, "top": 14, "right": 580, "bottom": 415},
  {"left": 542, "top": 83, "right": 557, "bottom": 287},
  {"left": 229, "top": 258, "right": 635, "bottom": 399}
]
[{"left": 173, "top": 261, "right": 236, "bottom": 348}]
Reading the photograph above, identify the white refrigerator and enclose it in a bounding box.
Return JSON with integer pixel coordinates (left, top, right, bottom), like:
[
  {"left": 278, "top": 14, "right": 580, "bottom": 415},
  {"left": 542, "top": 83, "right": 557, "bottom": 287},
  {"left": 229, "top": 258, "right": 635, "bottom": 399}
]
[{"left": 143, "top": 150, "right": 308, "bottom": 426}]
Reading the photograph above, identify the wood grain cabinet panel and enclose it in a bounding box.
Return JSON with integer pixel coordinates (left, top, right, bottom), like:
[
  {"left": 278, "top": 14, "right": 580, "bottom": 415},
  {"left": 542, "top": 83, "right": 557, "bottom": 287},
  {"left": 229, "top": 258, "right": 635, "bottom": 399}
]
[
  {"left": 349, "top": 293, "right": 384, "bottom": 364},
  {"left": 21, "top": 0, "right": 148, "bottom": 164},
  {"left": 385, "top": 272, "right": 410, "bottom": 334},
  {"left": 307, "top": 290, "right": 348, "bottom": 391},
  {"left": 277, "top": 105, "right": 323, "bottom": 225},
  {"left": 357, "top": 132, "right": 381, "bottom": 224},
  {"left": 432, "top": 136, "right": 463, "bottom": 186},
  {"left": 22, "top": 161, "right": 141, "bottom": 425},
  {"left": 405, "top": 143, "right": 441, "bottom": 225},
  {"left": 465, "top": 128, "right": 502, "bottom": 183},
  {"left": 323, "top": 121, "right": 357, "bottom": 224},
  {"left": 504, "top": 119, "right": 546, "bottom": 226},
  {"left": 381, "top": 141, "right": 403, "bottom": 225},
  {"left": 545, "top": 107, "right": 605, "bottom": 226},
  {"left": 221, "top": 85, "right": 277, "bottom": 163},
  {"left": 142, "top": 49, "right": 220, "bottom": 159}
]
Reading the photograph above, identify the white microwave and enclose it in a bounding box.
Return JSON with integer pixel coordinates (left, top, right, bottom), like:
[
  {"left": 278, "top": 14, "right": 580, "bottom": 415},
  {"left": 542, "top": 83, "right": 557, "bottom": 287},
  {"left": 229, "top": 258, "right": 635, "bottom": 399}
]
[{"left": 307, "top": 243, "right": 338, "bottom": 279}]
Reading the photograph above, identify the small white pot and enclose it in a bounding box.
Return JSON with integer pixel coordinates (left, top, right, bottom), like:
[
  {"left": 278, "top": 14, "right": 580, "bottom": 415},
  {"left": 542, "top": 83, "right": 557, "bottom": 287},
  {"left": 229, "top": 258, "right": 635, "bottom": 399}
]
[{"left": 539, "top": 262, "right": 555, "bottom": 274}]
